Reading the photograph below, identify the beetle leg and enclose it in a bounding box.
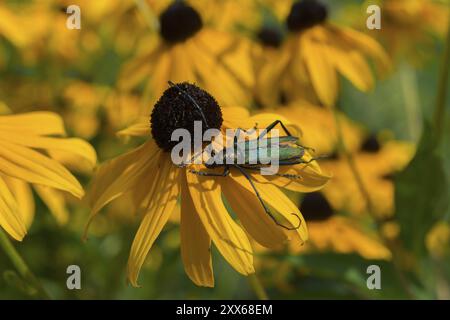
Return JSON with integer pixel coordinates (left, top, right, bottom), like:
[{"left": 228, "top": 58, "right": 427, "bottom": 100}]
[
  {"left": 258, "top": 120, "right": 293, "bottom": 139},
  {"left": 188, "top": 165, "right": 230, "bottom": 177},
  {"left": 231, "top": 164, "right": 301, "bottom": 231}
]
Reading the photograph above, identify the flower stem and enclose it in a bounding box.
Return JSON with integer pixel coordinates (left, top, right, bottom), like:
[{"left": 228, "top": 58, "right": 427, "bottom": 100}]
[
  {"left": 332, "top": 108, "right": 415, "bottom": 299},
  {"left": 0, "top": 229, "right": 51, "bottom": 299},
  {"left": 248, "top": 273, "right": 269, "bottom": 300},
  {"left": 433, "top": 19, "right": 450, "bottom": 142}
]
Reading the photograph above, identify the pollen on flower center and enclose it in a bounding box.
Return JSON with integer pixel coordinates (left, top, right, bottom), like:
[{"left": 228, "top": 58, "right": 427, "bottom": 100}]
[
  {"left": 150, "top": 82, "right": 223, "bottom": 152},
  {"left": 361, "top": 135, "right": 381, "bottom": 153},
  {"left": 257, "top": 27, "right": 284, "bottom": 48},
  {"left": 286, "top": 0, "right": 328, "bottom": 32},
  {"left": 300, "top": 192, "right": 334, "bottom": 221},
  {"left": 159, "top": 1, "right": 203, "bottom": 43}
]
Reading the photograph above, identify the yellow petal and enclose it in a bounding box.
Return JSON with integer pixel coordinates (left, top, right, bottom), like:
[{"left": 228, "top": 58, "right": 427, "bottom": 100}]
[
  {"left": 229, "top": 171, "right": 308, "bottom": 243},
  {"left": 221, "top": 177, "right": 287, "bottom": 249},
  {"left": 170, "top": 44, "right": 195, "bottom": 83},
  {"left": 301, "top": 33, "right": 338, "bottom": 107},
  {"left": 87, "top": 141, "right": 159, "bottom": 226},
  {"left": 0, "top": 176, "right": 26, "bottom": 241},
  {"left": 330, "top": 48, "right": 374, "bottom": 92},
  {"left": 3, "top": 176, "right": 34, "bottom": 229},
  {"left": 117, "top": 118, "right": 150, "bottom": 138},
  {"left": 127, "top": 163, "right": 180, "bottom": 287},
  {"left": 0, "top": 140, "right": 83, "bottom": 198},
  {"left": 0, "top": 131, "right": 97, "bottom": 170},
  {"left": 0, "top": 112, "right": 66, "bottom": 136},
  {"left": 180, "top": 175, "right": 214, "bottom": 287},
  {"left": 187, "top": 169, "right": 254, "bottom": 275},
  {"left": 34, "top": 185, "right": 69, "bottom": 225}
]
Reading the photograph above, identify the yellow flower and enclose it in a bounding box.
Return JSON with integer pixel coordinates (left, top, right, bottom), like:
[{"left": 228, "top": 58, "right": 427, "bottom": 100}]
[
  {"left": 378, "top": 0, "right": 449, "bottom": 63},
  {"left": 0, "top": 110, "right": 96, "bottom": 241},
  {"left": 426, "top": 221, "right": 450, "bottom": 259},
  {"left": 293, "top": 192, "right": 391, "bottom": 260},
  {"left": 87, "top": 83, "right": 330, "bottom": 287},
  {"left": 321, "top": 134, "right": 415, "bottom": 219},
  {"left": 267, "top": 100, "right": 364, "bottom": 155},
  {"left": 119, "top": 0, "right": 254, "bottom": 107},
  {"left": 254, "top": 0, "right": 390, "bottom": 107}
]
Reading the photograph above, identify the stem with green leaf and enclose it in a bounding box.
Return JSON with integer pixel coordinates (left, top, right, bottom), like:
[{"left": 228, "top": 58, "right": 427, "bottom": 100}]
[{"left": 0, "top": 228, "right": 51, "bottom": 299}]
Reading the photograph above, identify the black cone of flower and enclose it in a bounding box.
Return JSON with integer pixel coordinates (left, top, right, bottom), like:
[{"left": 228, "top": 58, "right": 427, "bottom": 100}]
[{"left": 151, "top": 82, "right": 223, "bottom": 152}]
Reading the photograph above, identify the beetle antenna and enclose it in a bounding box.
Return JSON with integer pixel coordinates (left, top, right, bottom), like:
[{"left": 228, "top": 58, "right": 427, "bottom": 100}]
[
  {"left": 232, "top": 165, "right": 301, "bottom": 231},
  {"left": 168, "top": 81, "right": 210, "bottom": 129}
]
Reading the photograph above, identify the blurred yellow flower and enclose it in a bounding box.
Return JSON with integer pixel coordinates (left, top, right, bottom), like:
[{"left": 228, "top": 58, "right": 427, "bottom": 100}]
[
  {"left": 86, "top": 83, "right": 330, "bottom": 287},
  {"left": 271, "top": 101, "right": 364, "bottom": 155},
  {"left": 378, "top": 0, "right": 449, "bottom": 63},
  {"left": 119, "top": 0, "right": 254, "bottom": 107},
  {"left": 426, "top": 221, "right": 450, "bottom": 259},
  {"left": 0, "top": 110, "right": 96, "bottom": 241},
  {"left": 294, "top": 192, "right": 391, "bottom": 260},
  {"left": 321, "top": 134, "right": 415, "bottom": 219},
  {"left": 255, "top": 0, "right": 390, "bottom": 107}
]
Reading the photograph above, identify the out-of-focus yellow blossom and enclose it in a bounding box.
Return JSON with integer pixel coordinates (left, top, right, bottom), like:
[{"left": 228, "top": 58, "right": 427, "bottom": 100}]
[
  {"left": 376, "top": 0, "right": 449, "bottom": 63},
  {"left": 0, "top": 109, "right": 96, "bottom": 240},
  {"left": 63, "top": 81, "right": 109, "bottom": 140},
  {"left": 254, "top": 0, "right": 390, "bottom": 108},
  {"left": 273, "top": 101, "right": 364, "bottom": 155},
  {"left": 86, "top": 83, "right": 330, "bottom": 287},
  {"left": 321, "top": 134, "right": 415, "bottom": 219},
  {"left": 292, "top": 192, "right": 391, "bottom": 259},
  {"left": 426, "top": 221, "right": 450, "bottom": 259},
  {"left": 119, "top": 0, "right": 254, "bottom": 107}
]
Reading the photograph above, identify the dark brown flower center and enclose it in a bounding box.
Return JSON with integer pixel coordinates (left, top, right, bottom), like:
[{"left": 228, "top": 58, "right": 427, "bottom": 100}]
[
  {"left": 300, "top": 192, "right": 334, "bottom": 221},
  {"left": 150, "top": 82, "right": 223, "bottom": 152},
  {"left": 360, "top": 135, "right": 381, "bottom": 153},
  {"left": 286, "top": 0, "right": 328, "bottom": 32},
  {"left": 257, "top": 27, "right": 283, "bottom": 48},
  {"left": 159, "top": 1, "right": 203, "bottom": 43}
]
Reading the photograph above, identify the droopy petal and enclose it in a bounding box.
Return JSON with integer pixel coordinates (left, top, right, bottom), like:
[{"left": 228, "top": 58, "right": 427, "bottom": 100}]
[
  {"left": 187, "top": 170, "right": 254, "bottom": 275},
  {"left": 221, "top": 177, "right": 287, "bottom": 249},
  {"left": 301, "top": 33, "right": 338, "bottom": 107},
  {"left": 180, "top": 175, "right": 214, "bottom": 287},
  {"left": 127, "top": 162, "right": 180, "bottom": 287},
  {"left": 229, "top": 171, "right": 308, "bottom": 243},
  {"left": 0, "top": 176, "right": 26, "bottom": 241},
  {"left": 3, "top": 176, "right": 34, "bottom": 229},
  {"left": 34, "top": 185, "right": 69, "bottom": 225},
  {"left": 0, "top": 140, "right": 83, "bottom": 198},
  {"left": 88, "top": 140, "right": 159, "bottom": 215},
  {"left": 0, "top": 112, "right": 66, "bottom": 136}
]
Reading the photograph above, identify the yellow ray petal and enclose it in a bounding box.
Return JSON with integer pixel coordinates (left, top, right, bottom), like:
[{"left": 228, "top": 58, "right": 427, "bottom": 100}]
[
  {"left": 34, "top": 185, "right": 69, "bottom": 225},
  {"left": 170, "top": 44, "right": 195, "bottom": 83},
  {"left": 88, "top": 140, "right": 159, "bottom": 222},
  {"left": 127, "top": 163, "right": 180, "bottom": 287},
  {"left": 221, "top": 177, "right": 287, "bottom": 249},
  {"left": 118, "top": 46, "right": 161, "bottom": 91},
  {"left": 0, "top": 140, "right": 83, "bottom": 198},
  {"left": 180, "top": 175, "right": 214, "bottom": 287},
  {"left": 229, "top": 171, "right": 308, "bottom": 243},
  {"left": 0, "top": 112, "right": 66, "bottom": 136},
  {"left": 0, "top": 176, "right": 26, "bottom": 241},
  {"left": 329, "top": 47, "right": 374, "bottom": 92},
  {"left": 301, "top": 33, "right": 338, "bottom": 107},
  {"left": 187, "top": 169, "right": 254, "bottom": 275},
  {"left": 0, "top": 132, "right": 97, "bottom": 170},
  {"left": 117, "top": 118, "right": 150, "bottom": 138},
  {"left": 3, "top": 176, "right": 34, "bottom": 229}
]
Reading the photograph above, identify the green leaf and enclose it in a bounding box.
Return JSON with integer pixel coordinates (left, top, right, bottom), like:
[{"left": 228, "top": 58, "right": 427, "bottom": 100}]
[{"left": 395, "top": 121, "right": 449, "bottom": 256}]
